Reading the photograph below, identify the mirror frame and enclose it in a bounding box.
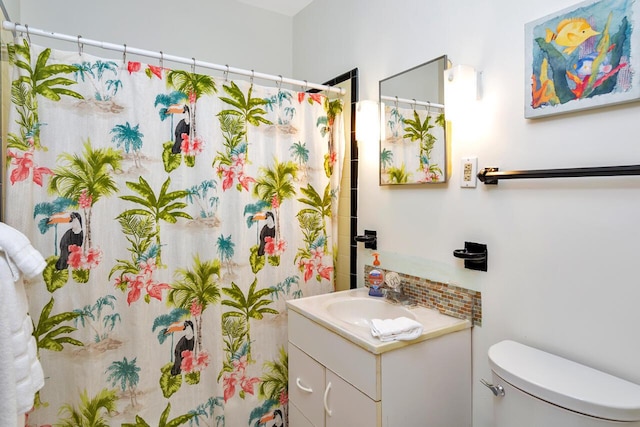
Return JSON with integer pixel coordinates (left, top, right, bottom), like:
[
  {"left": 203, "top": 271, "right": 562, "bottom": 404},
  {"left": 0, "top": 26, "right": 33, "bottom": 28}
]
[{"left": 379, "top": 55, "right": 448, "bottom": 186}]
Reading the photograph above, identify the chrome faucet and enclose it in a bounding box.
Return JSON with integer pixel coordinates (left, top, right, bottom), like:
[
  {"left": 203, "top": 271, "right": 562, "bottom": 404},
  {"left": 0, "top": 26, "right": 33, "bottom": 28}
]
[{"left": 384, "top": 272, "right": 412, "bottom": 306}]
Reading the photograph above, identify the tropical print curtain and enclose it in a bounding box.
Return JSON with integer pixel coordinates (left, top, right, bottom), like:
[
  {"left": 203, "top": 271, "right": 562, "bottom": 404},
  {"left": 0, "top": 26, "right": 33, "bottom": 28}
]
[
  {"left": 4, "top": 38, "right": 343, "bottom": 427},
  {"left": 380, "top": 104, "right": 445, "bottom": 185}
]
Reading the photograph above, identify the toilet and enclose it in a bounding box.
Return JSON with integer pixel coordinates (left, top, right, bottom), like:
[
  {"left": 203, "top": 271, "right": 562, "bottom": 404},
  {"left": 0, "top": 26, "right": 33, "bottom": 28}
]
[{"left": 487, "top": 340, "right": 640, "bottom": 426}]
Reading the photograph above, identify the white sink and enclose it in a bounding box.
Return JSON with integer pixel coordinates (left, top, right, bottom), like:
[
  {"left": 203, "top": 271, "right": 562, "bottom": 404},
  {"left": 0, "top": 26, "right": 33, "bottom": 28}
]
[
  {"left": 286, "top": 288, "right": 471, "bottom": 354},
  {"left": 325, "top": 297, "right": 416, "bottom": 327}
]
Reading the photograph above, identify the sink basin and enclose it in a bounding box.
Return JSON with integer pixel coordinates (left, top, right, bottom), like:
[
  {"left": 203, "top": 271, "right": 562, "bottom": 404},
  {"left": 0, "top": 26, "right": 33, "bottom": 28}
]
[{"left": 325, "top": 297, "right": 416, "bottom": 327}]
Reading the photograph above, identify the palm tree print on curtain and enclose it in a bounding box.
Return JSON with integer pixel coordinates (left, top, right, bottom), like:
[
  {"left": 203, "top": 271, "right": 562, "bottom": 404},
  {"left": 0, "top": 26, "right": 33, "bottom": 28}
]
[
  {"left": 5, "top": 40, "right": 344, "bottom": 427},
  {"left": 380, "top": 104, "right": 446, "bottom": 184}
]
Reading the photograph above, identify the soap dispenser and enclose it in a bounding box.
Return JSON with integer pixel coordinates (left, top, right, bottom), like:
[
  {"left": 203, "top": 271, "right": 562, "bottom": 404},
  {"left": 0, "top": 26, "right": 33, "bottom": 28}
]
[{"left": 368, "top": 252, "right": 384, "bottom": 297}]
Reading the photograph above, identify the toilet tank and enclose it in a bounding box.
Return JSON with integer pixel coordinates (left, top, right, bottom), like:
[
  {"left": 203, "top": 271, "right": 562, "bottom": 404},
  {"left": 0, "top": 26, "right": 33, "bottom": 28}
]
[{"left": 488, "top": 340, "right": 640, "bottom": 426}]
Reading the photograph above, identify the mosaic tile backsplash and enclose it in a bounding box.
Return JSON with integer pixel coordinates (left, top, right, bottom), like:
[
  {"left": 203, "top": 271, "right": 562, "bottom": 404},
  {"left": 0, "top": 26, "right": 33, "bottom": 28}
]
[{"left": 364, "top": 265, "right": 482, "bottom": 326}]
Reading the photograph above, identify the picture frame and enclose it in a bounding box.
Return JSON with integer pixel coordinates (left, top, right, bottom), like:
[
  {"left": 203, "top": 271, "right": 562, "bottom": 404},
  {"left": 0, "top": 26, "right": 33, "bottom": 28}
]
[{"left": 525, "top": 0, "right": 640, "bottom": 118}]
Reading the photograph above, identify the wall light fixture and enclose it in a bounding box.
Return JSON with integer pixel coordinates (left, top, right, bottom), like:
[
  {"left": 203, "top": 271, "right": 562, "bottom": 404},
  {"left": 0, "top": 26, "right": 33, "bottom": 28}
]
[
  {"left": 355, "top": 100, "right": 380, "bottom": 143},
  {"left": 443, "top": 64, "right": 481, "bottom": 122}
]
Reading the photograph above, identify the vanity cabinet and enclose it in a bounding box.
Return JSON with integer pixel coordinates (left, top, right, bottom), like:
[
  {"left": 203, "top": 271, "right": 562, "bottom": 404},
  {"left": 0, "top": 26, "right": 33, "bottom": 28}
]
[{"left": 288, "top": 310, "right": 471, "bottom": 427}]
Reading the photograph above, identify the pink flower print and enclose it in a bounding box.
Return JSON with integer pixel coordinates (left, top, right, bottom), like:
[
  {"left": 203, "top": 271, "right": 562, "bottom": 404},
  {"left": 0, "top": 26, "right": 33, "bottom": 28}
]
[
  {"left": 223, "top": 355, "right": 259, "bottom": 401},
  {"left": 114, "top": 277, "right": 128, "bottom": 292},
  {"left": 233, "top": 355, "right": 248, "bottom": 373},
  {"left": 139, "top": 258, "right": 157, "bottom": 275},
  {"left": 238, "top": 174, "right": 255, "bottom": 192},
  {"left": 221, "top": 166, "right": 235, "bottom": 191},
  {"left": 67, "top": 245, "right": 83, "bottom": 269},
  {"left": 78, "top": 189, "right": 92, "bottom": 209},
  {"left": 317, "top": 265, "right": 334, "bottom": 281},
  {"left": 146, "top": 282, "right": 170, "bottom": 301},
  {"left": 191, "top": 136, "right": 203, "bottom": 154},
  {"left": 127, "top": 61, "right": 141, "bottom": 73},
  {"left": 84, "top": 247, "right": 103, "bottom": 269},
  {"left": 147, "top": 64, "right": 163, "bottom": 79},
  {"left": 271, "top": 195, "right": 280, "bottom": 209},
  {"left": 7, "top": 150, "right": 52, "bottom": 186},
  {"left": 309, "top": 93, "right": 323, "bottom": 104},
  {"left": 232, "top": 153, "right": 245, "bottom": 168},
  {"left": 301, "top": 260, "right": 314, "bottom": 282},
  {"left": 180, "top": 350, "right": 195, "bottom": 373},
  {"left": 181, "top": 135, "right": 204, "bottom": 156},
  {"left": 190, "top": 300, "right": 202, "bottom": 317},
  {"left": 180, "top": 133, "right": 190, "bottom": 153},
  {"left": 240, "top": 376, "right": 260, "bottom": 395},
  {"left": 196, "top": 351, "right": 210, "bottom": 369},
  {"left": 263, "top": 237, "right": 286, "bottom": 256},
  {"left": 126, "top": 275, "right": 145, "bottom": 305},
  {"left": 310, "top": 247, "right": 324, "bottom": 261},
  {"left": 223, "top": 372, "right": 237, "bottom": 402},
  {"left": 264, "top": 237, "right": 276, "bottom": 256},
  {"left": 8, "top": 150, "right": 33, "bottom": 184}
]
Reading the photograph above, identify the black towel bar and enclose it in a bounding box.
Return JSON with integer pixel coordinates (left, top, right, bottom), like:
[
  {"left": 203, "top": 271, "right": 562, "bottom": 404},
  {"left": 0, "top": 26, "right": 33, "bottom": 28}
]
[{"left": 477, "top": 164, "right": 640, "bottom": 185}]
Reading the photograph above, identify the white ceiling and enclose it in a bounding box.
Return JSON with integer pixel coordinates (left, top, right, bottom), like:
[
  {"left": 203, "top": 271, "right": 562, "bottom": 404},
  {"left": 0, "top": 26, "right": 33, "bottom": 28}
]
[{"left": 234, "top": 0, "right": 314, "bottom": 16}]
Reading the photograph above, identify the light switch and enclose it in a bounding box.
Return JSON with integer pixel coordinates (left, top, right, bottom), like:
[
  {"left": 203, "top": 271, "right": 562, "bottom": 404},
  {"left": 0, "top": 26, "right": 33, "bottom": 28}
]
[{"left": 460, "top": 157, "right": 477, "bottom": 188}]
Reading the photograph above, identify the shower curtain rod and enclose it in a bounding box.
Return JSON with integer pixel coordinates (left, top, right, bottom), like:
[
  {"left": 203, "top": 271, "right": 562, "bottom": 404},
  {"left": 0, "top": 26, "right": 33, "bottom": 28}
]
[
  {"left": 2, "top": 21, "right": 345, "bottom": 95},
  {"left": 380, "top": 95, "right": 444, "bottom": 110}
]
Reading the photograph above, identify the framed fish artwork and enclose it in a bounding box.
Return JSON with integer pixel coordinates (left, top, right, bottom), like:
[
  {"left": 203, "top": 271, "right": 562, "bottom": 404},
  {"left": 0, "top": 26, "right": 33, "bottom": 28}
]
[{"left": 525, "top": 0, "right": 640, "bottom": 118}]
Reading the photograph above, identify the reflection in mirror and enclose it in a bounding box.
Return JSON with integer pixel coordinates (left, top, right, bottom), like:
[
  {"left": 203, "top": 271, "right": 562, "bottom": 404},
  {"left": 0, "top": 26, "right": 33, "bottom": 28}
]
[{"left": 379, "top": 55, "right": 448, "bottom": 185}]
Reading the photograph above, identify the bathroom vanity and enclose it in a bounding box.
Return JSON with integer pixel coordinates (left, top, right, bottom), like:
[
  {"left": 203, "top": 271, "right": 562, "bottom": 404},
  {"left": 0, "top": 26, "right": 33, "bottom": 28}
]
[{"left": 287, "top": 288, "right": 472, "bottom": 427}]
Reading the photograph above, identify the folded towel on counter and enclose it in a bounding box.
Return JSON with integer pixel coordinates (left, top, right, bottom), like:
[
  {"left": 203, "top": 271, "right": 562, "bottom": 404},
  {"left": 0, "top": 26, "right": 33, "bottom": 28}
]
[{"left": 370, "top": 317, "right": 423, "bottom": 342}]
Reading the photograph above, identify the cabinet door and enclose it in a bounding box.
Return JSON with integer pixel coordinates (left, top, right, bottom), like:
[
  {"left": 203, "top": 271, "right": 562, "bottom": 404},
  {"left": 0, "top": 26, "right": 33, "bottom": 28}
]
[
  {"left": 289, "top": 343, "right": 325, "bottom": 426},
  {"left": 289, "top": 401, "right": 315, "bottom": 427},
  {"left": 325, "top": 370, "right": 379, "bottom": 427}
]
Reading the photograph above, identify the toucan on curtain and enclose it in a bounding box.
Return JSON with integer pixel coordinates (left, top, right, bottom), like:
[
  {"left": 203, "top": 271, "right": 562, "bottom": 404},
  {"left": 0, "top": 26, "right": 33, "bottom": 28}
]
[{"left": 4, "top": 38, "right": 343, "bottom": 427}]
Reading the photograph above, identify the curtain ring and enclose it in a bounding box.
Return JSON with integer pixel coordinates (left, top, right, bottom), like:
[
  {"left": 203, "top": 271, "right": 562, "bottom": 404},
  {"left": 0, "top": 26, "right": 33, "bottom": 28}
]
[
  {"left": 277, "top": 74, "right": 283, "bottom": 92},
  {"left": 159, "top": 51, "right": 164, "bottom": 69},
  {"left": 412, "top": 98, "right": 417, "bottom": 110},
  {"left": 426, "top": 101, "right": 431, "bottom": 114},
  {"left": 122, "top": 44, "right": 127, "bottom": 64},
  {"left": 394, "top": 96, "right": 399, "bottom": 110},
  {"left": 250, "top": 69, "right": 254, "bottom": 86},
  {"left": 191, "top": 57, "right": 196, "bottom": 73},
  {"left": 224, "top": 64, "right": 229, "bottom": 82},
  {"left": 304, "top": 80, "right": 308, "bottom": 92},
  {"left": 77, "top": 35, "right": 83, "bottom": 56},
  {"left": 24, "top": 24, "right": 31, "bottom": 44}
]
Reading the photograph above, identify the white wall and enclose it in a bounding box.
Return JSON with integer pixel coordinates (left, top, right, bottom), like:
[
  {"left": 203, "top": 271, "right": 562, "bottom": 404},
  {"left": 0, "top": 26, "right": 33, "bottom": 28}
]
[
  {"left": 295, "top": 1, "right": 640, "bottom": 426},
  {"left": 1, "top": 0, "right": 18, "bottom": 23},
  {"left": 15, "top": 0, "right": 292, "bottom": 78}
]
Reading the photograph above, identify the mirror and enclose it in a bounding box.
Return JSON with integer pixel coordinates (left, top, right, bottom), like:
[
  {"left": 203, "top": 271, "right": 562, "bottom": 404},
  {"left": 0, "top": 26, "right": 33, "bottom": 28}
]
[{"left": 379, "top": 55, "right": 448, "bottom": 185}]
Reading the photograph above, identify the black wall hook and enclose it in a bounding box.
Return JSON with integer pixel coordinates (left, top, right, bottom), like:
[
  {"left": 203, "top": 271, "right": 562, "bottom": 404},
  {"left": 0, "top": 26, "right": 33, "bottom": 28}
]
[
  {"left": 354, "top": 230, "right": 377, "bottom": 250},
  {"left": 453, "top": 241, "right": 487, "bottom": 271}
]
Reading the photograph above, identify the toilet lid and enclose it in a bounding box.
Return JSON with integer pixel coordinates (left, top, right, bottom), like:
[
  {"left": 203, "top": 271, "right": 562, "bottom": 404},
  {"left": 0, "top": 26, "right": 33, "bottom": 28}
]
[{"left": 489, "top": 340, "right": 640, "bottom": 421}]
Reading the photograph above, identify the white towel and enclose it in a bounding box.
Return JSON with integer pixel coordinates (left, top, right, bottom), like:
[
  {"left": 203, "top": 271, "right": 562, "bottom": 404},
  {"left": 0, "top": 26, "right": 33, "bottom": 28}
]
[{"left": 370, "top": 316, "right": 423, "bottom": 342}]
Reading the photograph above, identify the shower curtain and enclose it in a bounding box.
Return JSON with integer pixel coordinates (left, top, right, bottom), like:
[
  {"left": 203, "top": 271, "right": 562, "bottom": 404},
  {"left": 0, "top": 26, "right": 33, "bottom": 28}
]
[
  {"left": 4, "top": 38, "right": 343, "bottom": 427},
  {"left": 380, "top": 104, "right": 445, "bottom": 185}
]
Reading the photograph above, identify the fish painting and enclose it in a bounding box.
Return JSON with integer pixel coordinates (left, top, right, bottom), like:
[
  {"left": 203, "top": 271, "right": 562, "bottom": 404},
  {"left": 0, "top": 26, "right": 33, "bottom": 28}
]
[
  {"left": 525, "top": 0, "right": 639, "bottom": 118},
  {"left": 545, "top": 18, "right": 600, "bottom": 54}
]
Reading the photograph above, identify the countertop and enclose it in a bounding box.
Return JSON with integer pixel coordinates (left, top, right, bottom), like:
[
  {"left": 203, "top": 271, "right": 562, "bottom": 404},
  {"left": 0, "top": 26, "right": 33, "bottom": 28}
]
[{"left": 286, "top": 287, "right": 471, "bottom": 354}]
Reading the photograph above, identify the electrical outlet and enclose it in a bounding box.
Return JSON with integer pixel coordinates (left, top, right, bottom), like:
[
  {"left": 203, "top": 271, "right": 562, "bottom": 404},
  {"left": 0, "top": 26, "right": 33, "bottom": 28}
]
[{"left": 460, "top": 157, "right": 478, "bottom": 188}]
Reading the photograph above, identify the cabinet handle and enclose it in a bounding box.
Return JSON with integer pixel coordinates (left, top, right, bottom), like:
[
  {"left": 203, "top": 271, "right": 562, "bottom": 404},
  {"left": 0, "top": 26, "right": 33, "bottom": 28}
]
[
  {"left": 323, "top": 381, "right": 332, "bottom": 416},
  {"left": 295, "top": 377, "right": 313, "bottom": 393}
]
